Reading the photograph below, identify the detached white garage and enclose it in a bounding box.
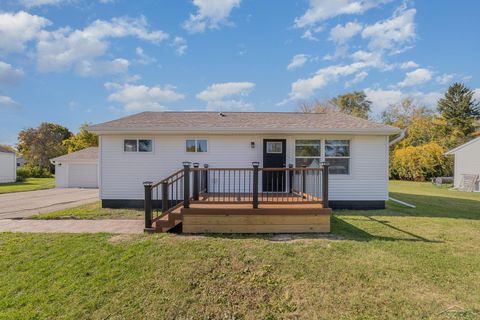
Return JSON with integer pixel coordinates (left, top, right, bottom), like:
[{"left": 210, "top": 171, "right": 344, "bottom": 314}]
[
  {"left": 445, "top": 137, "right": 480, "bottom": 192},
  {"left": 0, "top": 146, "right": 16, "bottom": 183},
  {"left": 50, "top": 147, "right": 99, "bottom": 188}
]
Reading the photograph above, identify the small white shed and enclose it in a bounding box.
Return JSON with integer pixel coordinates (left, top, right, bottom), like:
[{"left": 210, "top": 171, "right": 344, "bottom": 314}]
[
  {"left": 50, "top": 147, "right": 99, "bottom": 188},
  {"left": 445, "top": 137, "right": 480, "bottom": 192},
  {"left": 0, "top": 146, "right": 16, "bottom": 183}
]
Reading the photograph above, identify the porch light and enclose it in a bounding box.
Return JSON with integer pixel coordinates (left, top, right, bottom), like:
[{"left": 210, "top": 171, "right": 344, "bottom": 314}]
[{"left": 250, "top": 141, "right": 255, "bottom": 149}]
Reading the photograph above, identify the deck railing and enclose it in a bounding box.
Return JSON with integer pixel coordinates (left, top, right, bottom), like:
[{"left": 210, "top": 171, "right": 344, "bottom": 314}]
[{"left": 144, "top": 162, "right": 329, "bottom": 229}]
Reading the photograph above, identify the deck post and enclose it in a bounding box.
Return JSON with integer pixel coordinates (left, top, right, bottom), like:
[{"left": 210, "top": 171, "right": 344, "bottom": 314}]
[
  {"left": 183, "top": 162, "right": 191, "bottom": 208},
  {"left": 302, "top": 165, "right": 307, "bottom": 194},
  {"left": 252, "top": 162, "right": 259, "bottom": 209},
  {"left": 288, "top": 164, "right": 293, "bottom": 193},
  {"left": 143, "top": 181, "right": 153, "bottom": 229},
  {"left": 203, "top": 164, "right": 209, "bottom": 193},
  {"left": 192, "top": 163, "right": 199, "bottom": 201},
  {"left": 322, "top": 163, "right": 329, "bottom": 208},
  {"left": 162, "top": 181, "right": 169, "bottom": 213}
]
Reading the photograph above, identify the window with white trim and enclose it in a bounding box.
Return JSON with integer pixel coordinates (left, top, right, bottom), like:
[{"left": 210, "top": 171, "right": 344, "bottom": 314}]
[
  {"left": 266, "top": 141, "right": 282, "bottom": 153},
  {"left": 295, "top": 140, "right": 321, "bottom": 168},
  {"left": 186, "top": 139, "right": 208, "bottom": 152},
  {"left": 325, "top": 140, "right": 350, "bottom": 174},
  {"left": 124, "top": 139, "right": 153, "bottom": 152}
]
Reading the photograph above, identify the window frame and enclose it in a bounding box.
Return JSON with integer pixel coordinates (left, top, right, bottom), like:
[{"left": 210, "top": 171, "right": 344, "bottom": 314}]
[
  {"left": 185, "top": 139, "right": 208, "bottom": 153},
  {"left": 123, "top": 138, "right": 154, "bottom": 153},
  {"left": 266, "top": 141, "right": 283, "bottom": 154},
  {"left": 294, "top": 139, "right": 351, "bottom": 175}
]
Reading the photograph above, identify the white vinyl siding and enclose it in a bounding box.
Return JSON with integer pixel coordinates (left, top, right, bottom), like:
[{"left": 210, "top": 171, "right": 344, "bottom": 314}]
[
  {"left": 0, "top": 152, "right": 16, "bottom": 183},
  {"left": 99, "top": 134, "right": 389, "bottom": 201}
]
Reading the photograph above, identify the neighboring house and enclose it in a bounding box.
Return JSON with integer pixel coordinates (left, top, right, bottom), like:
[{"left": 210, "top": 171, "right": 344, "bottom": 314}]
[
  {"left": 0, "top": 146, "right": 16, "bottom": 183},
  {"left": 88, "top": 111, "right": 400, "bottom": 212},
  {"left": 16, "top": 156, "right": 25, "bottom": 167},
  {"left": 445, "top": 137, "right": 480, "bottom": 192},
  {"left": 50, "top": 147, "right": 99, "bottom": 188}
]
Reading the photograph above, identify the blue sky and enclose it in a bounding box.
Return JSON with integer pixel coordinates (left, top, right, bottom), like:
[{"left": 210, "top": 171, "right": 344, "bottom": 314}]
[{"left": 1, "top": 0, "right": 480, "bottom": 144}]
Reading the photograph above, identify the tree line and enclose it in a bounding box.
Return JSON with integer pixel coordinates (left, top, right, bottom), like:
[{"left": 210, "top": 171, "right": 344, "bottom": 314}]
[
  {"left": 299, "top": 82, "right": 480, "bottom": 181},
  {"left": 14, "top": 123, "right": 98, "bottom": 177}
]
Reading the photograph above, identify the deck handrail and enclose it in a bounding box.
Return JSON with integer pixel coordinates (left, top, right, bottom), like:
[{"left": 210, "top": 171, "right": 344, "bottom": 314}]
[{"left": 144, "top": 162, "right": 330, "bottom": 230}]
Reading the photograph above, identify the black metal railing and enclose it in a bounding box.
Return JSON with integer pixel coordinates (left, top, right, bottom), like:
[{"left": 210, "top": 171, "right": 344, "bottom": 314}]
[{"left": 144, "top": 162, "right": 329, "bottom": 229}]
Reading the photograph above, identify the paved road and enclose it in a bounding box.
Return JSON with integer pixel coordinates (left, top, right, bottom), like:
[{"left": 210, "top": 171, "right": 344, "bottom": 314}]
[
  {"left": 0, "top": 219, "right": 144, "bottom": 234},
  {"left": 0, "top": 188, "right": 99, "bottom": 219}
]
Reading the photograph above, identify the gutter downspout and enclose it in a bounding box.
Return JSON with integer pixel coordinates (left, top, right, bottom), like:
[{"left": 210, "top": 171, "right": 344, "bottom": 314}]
[{"left": 389, "top": 129, "right": 407, "bottom": 146}]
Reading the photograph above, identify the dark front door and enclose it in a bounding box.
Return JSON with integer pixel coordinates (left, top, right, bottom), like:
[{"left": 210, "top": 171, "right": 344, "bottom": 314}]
[{"left": 263, "top": 139, "right": 286, "bottom": 192}]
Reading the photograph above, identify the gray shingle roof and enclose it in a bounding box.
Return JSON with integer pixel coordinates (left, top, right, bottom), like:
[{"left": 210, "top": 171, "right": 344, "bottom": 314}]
[
  {"left": 50, "top": 147, "right": 98, "bottom": 162},
  {"left": 0, "top": 145, "right": 15, "bottom": 154},
  {"left": 88, "top": 111, "right": 400, "bottom": 134}
]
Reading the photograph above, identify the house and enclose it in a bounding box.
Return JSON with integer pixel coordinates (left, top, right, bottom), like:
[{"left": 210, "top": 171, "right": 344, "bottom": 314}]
[
  {"left": 0, "top": 146, "right": 16, "bottom": 183},
  {"left": 16, "top": 156, "right": 25, "bottom": 167},
  {"left": 87, "top": 111, "right": 400, "bottom": 233},
  {"left": 50, "top": 147, "right": 99, "bottom": 188},
  {"left": 445, "top": 137, "right": 480, "bottom": 192}
]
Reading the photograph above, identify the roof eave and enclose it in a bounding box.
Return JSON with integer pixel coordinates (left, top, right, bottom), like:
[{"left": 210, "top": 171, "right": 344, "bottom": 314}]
[{"left": 87, "top": 127, "right": 401, "bottom": 135}]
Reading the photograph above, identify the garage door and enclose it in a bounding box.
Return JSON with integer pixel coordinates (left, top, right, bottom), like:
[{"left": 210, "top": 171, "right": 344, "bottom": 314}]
[{"left": 68, "top": 164, "right": 98, "bottom": 188}]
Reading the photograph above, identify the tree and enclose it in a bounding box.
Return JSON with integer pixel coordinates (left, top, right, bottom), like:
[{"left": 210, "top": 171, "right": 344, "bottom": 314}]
[
  {"left": 330, "top": 91, "right": 371, "bottom": 119},
  {"left": 63, "top": 123, "right": 98, "bottom": 153},
  {"left": 381, "top": 98, "right": 433, "bottom": 129},
  {"left": 297, "top": 99, "right": 336, "bottom": 113},
  {"left": 437, "top": 82, "right": 480, "bottom": 136},
  {"left": 17, "top": 123, "right": 72, "bottom": 169}
]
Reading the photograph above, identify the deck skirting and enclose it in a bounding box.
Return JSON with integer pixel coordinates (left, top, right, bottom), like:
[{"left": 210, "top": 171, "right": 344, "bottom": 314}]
[{"left": 182, "top": 204, "right": 331, "bottom": 233}]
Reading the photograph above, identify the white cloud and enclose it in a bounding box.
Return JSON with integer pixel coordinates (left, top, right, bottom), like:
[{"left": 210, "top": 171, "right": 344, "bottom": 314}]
[
  {"left": 183, "top": 0, "right": 242, "bottom": 33},
  {"left": 436, "top": 73, "right": 454, "bottom": 85},
  {"left": 0, "top": 11, "right": 51, "bottom": 53},
  {"left": 399, "top": 60, "right": 419, "bottom": 69},
  {"left": 106, "top": 83, "right": 185, "bottom": 112},
  {"left": 345, "top": 70, "right": 368, "bottom": 87},
  {"left": 196, "top": 81, "right": 255, "bottom": 111},
  {"left": 362, "top": 5, "right": 416, "bottom": 52},
  {"left": 365, "top": 88, "right": 441, "bottom": 113},
  {"left": 75, "top": 58, "right": 129, "bottom": 76},
  {"left": 0, "top": 95, "right": 20, "bottom": 108},
  {"left": 287, "top": 54, "right": 309, "bottom": 71},
  {"left": 329, "top": 21, "right": 362, "bottom": 44},
  {"left": 135, "top": 47, "right": 156, "bottom": 65},
  {"left": 0, "top": 61, "right": 24, "bottom": 85},
  {"left": 36, "top": 16, "right": 168, "bottom": 75},
  {"left": 171, "top": 37, "right": 187, "bottom": 56},
  {"left": 196, "top": 82, "right": 255, "bottom": 101},
  {"left": 295, "top": 0, "right": 390, "bottom": 28},
  {"left": 397, "top": 68, "right": 433, "bottom": 87},
  {"left": 473, "top": 88, "right": 480, "bottom": 101}
]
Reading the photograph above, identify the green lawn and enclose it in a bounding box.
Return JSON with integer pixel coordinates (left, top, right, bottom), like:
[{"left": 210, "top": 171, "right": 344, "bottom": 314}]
[
  {"left": 0, "top": 181, "right": 479, "bottom": 319},
  {"left": 30, "top": 201, "right": 143, "bottom": 220},
  {"left": 0, "top": 177, "right": 54, "bottom": 194}
]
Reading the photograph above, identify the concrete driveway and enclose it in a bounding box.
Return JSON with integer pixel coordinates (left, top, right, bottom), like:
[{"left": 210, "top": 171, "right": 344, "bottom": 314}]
[{"left": 0, "top": 188, "right": 99, "bottom": 219}]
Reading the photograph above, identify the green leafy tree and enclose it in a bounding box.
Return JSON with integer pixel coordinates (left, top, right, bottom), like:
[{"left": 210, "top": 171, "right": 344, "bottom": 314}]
[
  {"left": 17, "top": 123, "right": 72, "bottom": 170},
  {"left": 381, "top": 98, "right": 433, "bottom": 129},
  {"left": 63, "top": 123, "right": 98, "bottom": 153},
  {"left": 330, "top": 91, "right": 371, "bottom": 119},
  {"left": 437, "top": 82, "right": 480, "bottom": 136}
]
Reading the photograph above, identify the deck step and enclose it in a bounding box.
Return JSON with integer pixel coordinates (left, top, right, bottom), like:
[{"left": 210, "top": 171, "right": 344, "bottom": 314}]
[{"left": 153, "top": 208, "right": 183, "bottom": 232}]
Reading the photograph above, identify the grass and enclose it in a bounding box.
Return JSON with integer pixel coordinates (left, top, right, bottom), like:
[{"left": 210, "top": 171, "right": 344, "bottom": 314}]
[
  {"left": 0, "top": 177, "right": 54, "bottom": 194},
  {"left": 0, "top": 181, "right": 479, "bottom": 319},
  {"left": 30, "top": 201, "right": 143, "bottom": 220}
]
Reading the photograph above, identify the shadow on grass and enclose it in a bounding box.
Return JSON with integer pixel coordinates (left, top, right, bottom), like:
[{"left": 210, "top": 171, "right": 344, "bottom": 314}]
[
  {"left": 335, "top": 192, "right": 480, "bottom": 220},
  {"left": 331, "top": 216, "right": 442, "bottom": 243}
]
